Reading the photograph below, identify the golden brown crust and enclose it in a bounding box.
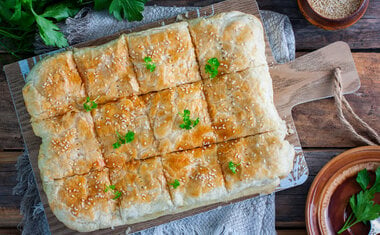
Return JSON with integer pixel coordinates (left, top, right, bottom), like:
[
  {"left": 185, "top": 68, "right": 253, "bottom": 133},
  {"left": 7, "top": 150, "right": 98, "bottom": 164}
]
[
  {"left": 126, "top": 22, "right": 201, "bottom": 93},
  {"left": 43, "top": 168, "right": 122, "bottom": 232},
  {"left": 109, "top": 157, "right": 173, "bottom": 223},
  {"left": 91, "top": 96, "right": 158, "bottom": 167},
  {"left": 73, "top": 35, "right": 139, "bottom": 104},
  {"left": 162, "top": 145, "right": 227, "bottom": 207},
  {"left": 142, "top": 82, "right": 216, "bottom": 154},
  {"left": 22, "top": 51, "right": 86, "bottom": 120},
  {"left": 25, "top": 11, "right": 297, "bottom": 233},
  {"left": 203, "top": 66, "right": 287, "bottom": 142},
  {"left": 32, "top": 111, "right": 104, "bottom": 181},
  {"left": 217, "top": 132, "right": 294, "bottom": 195},
  {"left": 188, "top": 11, "right": 267, "bottom": 79}
]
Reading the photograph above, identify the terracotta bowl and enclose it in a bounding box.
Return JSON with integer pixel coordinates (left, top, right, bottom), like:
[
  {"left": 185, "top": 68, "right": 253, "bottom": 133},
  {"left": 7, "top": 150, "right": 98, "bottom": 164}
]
[
  {"left": 297, "top": 0, "right": 369, "bottom": 30},
  {"left": 306, "top": 146, "right": 380, "bottom": 235}
]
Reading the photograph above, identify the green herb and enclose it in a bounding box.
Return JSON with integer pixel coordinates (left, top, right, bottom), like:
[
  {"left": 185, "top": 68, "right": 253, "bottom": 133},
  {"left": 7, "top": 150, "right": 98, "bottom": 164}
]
[
  {"left": 228, "top": 161, "right": 240, "bottom": 174},
  {"left": 108, "top": 0, "right": 147, "bottom": 21},
  {"left": 83, "top": 96, "right": 98, "bottom": 112},
  {"left": 178, "top": 109, "right": 199, "bottom": 130},
  {"left": 205, "top": 57, "right": 220, "bottom": 79},
  {"left": 144, "top": 56, "right": 156, "bottom": 72},
  {"left": 113, "top": 130, "right": 135, "bottom": 149},
  {"left": 170, "top": 179, "right": 180, "bottom": 189},
  {"left": 338, "top": 167, "right": 380, "bottom": 234},
  {"left": 105, "top": 185, "right": 122, "bottom": 200},
  {"left": 0, "top": 0, "right": 147, "bottom": 57}
]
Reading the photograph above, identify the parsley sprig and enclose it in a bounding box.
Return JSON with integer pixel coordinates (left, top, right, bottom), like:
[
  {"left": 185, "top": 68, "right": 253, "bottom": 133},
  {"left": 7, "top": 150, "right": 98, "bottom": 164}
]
[
  {"left": 0, "top": 0, "right": 147, "bottom": 57},
  {"left": 113, "top": 130, "right": 135, "bottom": 149},
  {"left": 178, "top": 109, "right": 199, "bottom": 130},
  {"left": 338, "top": 167, "right": 380, "bottom": 234},
  {"left": 83, "top": 96, "right": 99, "bottom": 112},
  {"left": 144, "top": 56, "right": 156, "bottom": 72},
  {"left": 228, "top": 161, "right": 240, "bottom": 174},
  {"left": 170, "top": 179, "right": 180, "bottom": 189},
  {"left": 104, "top": 185, "right": 122, "bottom": 200},
  {"left": 205, "top": 57, "right": 220, "bottom": 79}
]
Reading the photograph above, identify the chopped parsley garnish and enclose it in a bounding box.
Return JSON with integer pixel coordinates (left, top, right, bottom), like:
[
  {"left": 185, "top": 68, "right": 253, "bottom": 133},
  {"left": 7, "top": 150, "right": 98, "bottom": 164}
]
[
  {"left": 338, "top": 166, "right": 380, "bottom": 234},
  {"left": 112, "top": 130, "right": 135, "bottom": 149},
  {"left": 83, "top": 96, "right": 99, "bottom": 112},
  {"left": 105, "top": 185, "right": 122, "bottom": 200},
  {"left": 178, "top": 109, "right": 199, "bottom": 130},
  {"left": 228, "top": 161, "right": 240, "bottom": 174},
  {"left": 144, "top": 56, "right": 156, "bottom": 72},
  {"left": 205, "top": 57, "right": 220, "bottom": 79},
  {"left": 170, "top": 179, "right": 180, "bottom": 189}
]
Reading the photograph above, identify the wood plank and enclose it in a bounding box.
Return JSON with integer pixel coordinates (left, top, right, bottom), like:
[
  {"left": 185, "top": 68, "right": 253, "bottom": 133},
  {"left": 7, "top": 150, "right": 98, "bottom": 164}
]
[
  {"left": 0, "top": 207, "right": 22, "bottom": 228},
  {"left": 277, "top": 229, "right": 307, "bottom": 235},
  {"left": 293, "top": 53, "right": 380, "bottom": 147},
  {"left": 275, "top": 149, "right": 345, "bottom": 228},
  {"left": 0, "top": 228, "right": 21, "bottom": 235}
]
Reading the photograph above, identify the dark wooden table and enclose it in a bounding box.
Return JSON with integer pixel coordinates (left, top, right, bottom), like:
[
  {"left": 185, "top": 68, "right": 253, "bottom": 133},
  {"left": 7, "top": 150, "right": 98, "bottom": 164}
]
[{"left": 0, "top": 1, "right": 379, "bottom": 234}]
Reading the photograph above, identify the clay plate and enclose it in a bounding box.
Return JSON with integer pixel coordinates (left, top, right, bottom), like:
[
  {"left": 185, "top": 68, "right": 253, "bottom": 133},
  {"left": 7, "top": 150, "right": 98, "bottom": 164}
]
[
  {"left": 306, "top": 146, "right": 380, "bottom": 235},
  {"left": 297, "top": 0, "right": 369, "bottom": 30}
]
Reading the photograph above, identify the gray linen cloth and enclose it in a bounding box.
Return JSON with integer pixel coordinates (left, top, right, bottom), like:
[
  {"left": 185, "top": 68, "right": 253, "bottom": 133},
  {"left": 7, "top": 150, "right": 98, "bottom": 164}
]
[{"left": 14, "top": 6, "right": 295, "bottom": 235}]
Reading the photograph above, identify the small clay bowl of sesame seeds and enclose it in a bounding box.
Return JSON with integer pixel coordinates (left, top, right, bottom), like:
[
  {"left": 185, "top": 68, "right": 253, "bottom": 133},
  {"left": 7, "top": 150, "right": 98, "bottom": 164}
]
[{"left": 297, "top": 0, "right": 369, "bottom": 30}]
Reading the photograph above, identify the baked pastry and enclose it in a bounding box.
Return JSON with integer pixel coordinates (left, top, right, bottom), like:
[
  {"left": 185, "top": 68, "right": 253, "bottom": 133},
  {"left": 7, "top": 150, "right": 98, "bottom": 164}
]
[
  {"left": 143, "top": 82, "right": 216, "bottom": 154},
  {"left": 217, "top": 132, "right": 294, "bottom": 197},
  {"left": 73, "top": 35, "right": 140, "bottom": 104},
  {"left": 188, "top": 11, "right": 267, "bottom": 79},
  {"left": 22, "top": 51, "right": 86, "bottom": 120},
  {"left": 22, "top": 11, "right": 295, "bottom": 233},
  {"left": 43, "top": 168, "right": 122, "bottom": 232},
  {"left": 203, "top": 66, "right": 287, "bottom": 142},
  {"left": 127, "top": 22, "right": 201, "bottom": 93},
  {"left": 32, "top": 111, "right": 104, "bottom": 181},
  {"left": 91, "top": 96, "right": 158, "bottom": 168},
  {"left": 161, "top": 145, "right": 227, "bottom": 208},
  {"left": 109, "top": 157, "right": 173, "bottom": 223}
]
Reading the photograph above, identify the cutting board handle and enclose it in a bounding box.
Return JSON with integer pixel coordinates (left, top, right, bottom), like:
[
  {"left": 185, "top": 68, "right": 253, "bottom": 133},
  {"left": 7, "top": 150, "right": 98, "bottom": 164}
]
[{"left": 271, "top": 41, "right": 360, "bottom": 115}]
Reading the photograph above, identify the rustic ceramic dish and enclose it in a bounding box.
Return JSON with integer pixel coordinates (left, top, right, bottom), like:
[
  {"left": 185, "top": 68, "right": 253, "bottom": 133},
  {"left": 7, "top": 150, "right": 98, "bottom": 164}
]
[
  {"left": 297, "top": 0, "right": 369, "bottom": 30},
  {"left": 306, "top": 146, "right": 380, "bottom": 235}
]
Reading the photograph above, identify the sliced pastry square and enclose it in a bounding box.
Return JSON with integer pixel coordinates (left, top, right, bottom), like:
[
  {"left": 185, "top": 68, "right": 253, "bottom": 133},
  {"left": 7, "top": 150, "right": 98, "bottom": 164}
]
[
  {"left": 43, "top": 168, "right": 122, "bottom": 232},
  {"left": 23, "top": 50, "right": 86, "bottom": 120},
  {"left": 161, "top": 145, "right": 227, "bottom": 208},
  {"left": 126, "top": 22, "right": 201, "bottom": 93},
  {"left": 217, "top": 132, "right": 294, "bottom": 197},
  {"left": 32, "top": 111, "right": 104, "bottom": 181},
  {"left": 143, "top": 82, "right": 216, "bottom": 154},
  {"left": 73, "top": 35, "right": 139, "bottom": 103},
  {"left": 109, "top": 157, "right": 173, "bottom": 223},
  {"left": 92, "top": 96, "right": 158, "bottom": 167},
  {"left": 203, "top": 66, "right": 287, "bottom": 142},
  {"left": 188, "top": 11, "right": 267, "bottom": 79}
]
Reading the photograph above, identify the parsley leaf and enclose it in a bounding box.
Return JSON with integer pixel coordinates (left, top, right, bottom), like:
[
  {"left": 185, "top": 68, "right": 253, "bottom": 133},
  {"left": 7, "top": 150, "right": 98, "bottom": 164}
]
[
  {"left": 94, "top": 0, "right": 111, "bottom": 11},
  {"left": 41, "top": 3, "right": 79, "bottom": 22},
  {"left": 144, "top": 56, "right": 156, "bottom": 72},
  {"left": 205, "top": 57, "right": 220, "bottom": 79},
  {"left": 109, "top": 0, "right": 147, "bottom": 22},
  {"left": 178, "top": 109, "right": 199, "bottom": 130},
  {"left": 83, "top": 97, "right": 98, "bottom": 112},
  {"left": 170, "top": 179, "right": 180, "bottom": 189},
  {"left": 338, "top": 166, "right": 380, "bottom": 234},
  {"left": 113, "top": 130, "right": 135, "bottom": 149},
  {"left": 34, "top": 14, "right": 68, "bottom": 47},
  {"left": 356, "top": 168, "right": 370, "bottom": 190},
  {"left": 105, "top": 185, "right": 122, "bottom": 200},
  {"left": 228, "top": 161, "right": 240, "bottom": 174}
]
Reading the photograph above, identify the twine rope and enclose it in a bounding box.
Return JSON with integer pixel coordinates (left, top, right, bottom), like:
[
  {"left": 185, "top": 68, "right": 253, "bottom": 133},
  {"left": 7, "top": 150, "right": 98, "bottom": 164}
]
[{"left": 333, "top": 68, "right": 380, "bottom": 145}]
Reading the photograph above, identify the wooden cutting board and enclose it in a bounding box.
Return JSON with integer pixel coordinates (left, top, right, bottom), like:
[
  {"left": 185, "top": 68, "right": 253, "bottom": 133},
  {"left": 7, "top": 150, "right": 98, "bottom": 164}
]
[{"left": 3, "top": 0, "right": 360, "bottom": 234}]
